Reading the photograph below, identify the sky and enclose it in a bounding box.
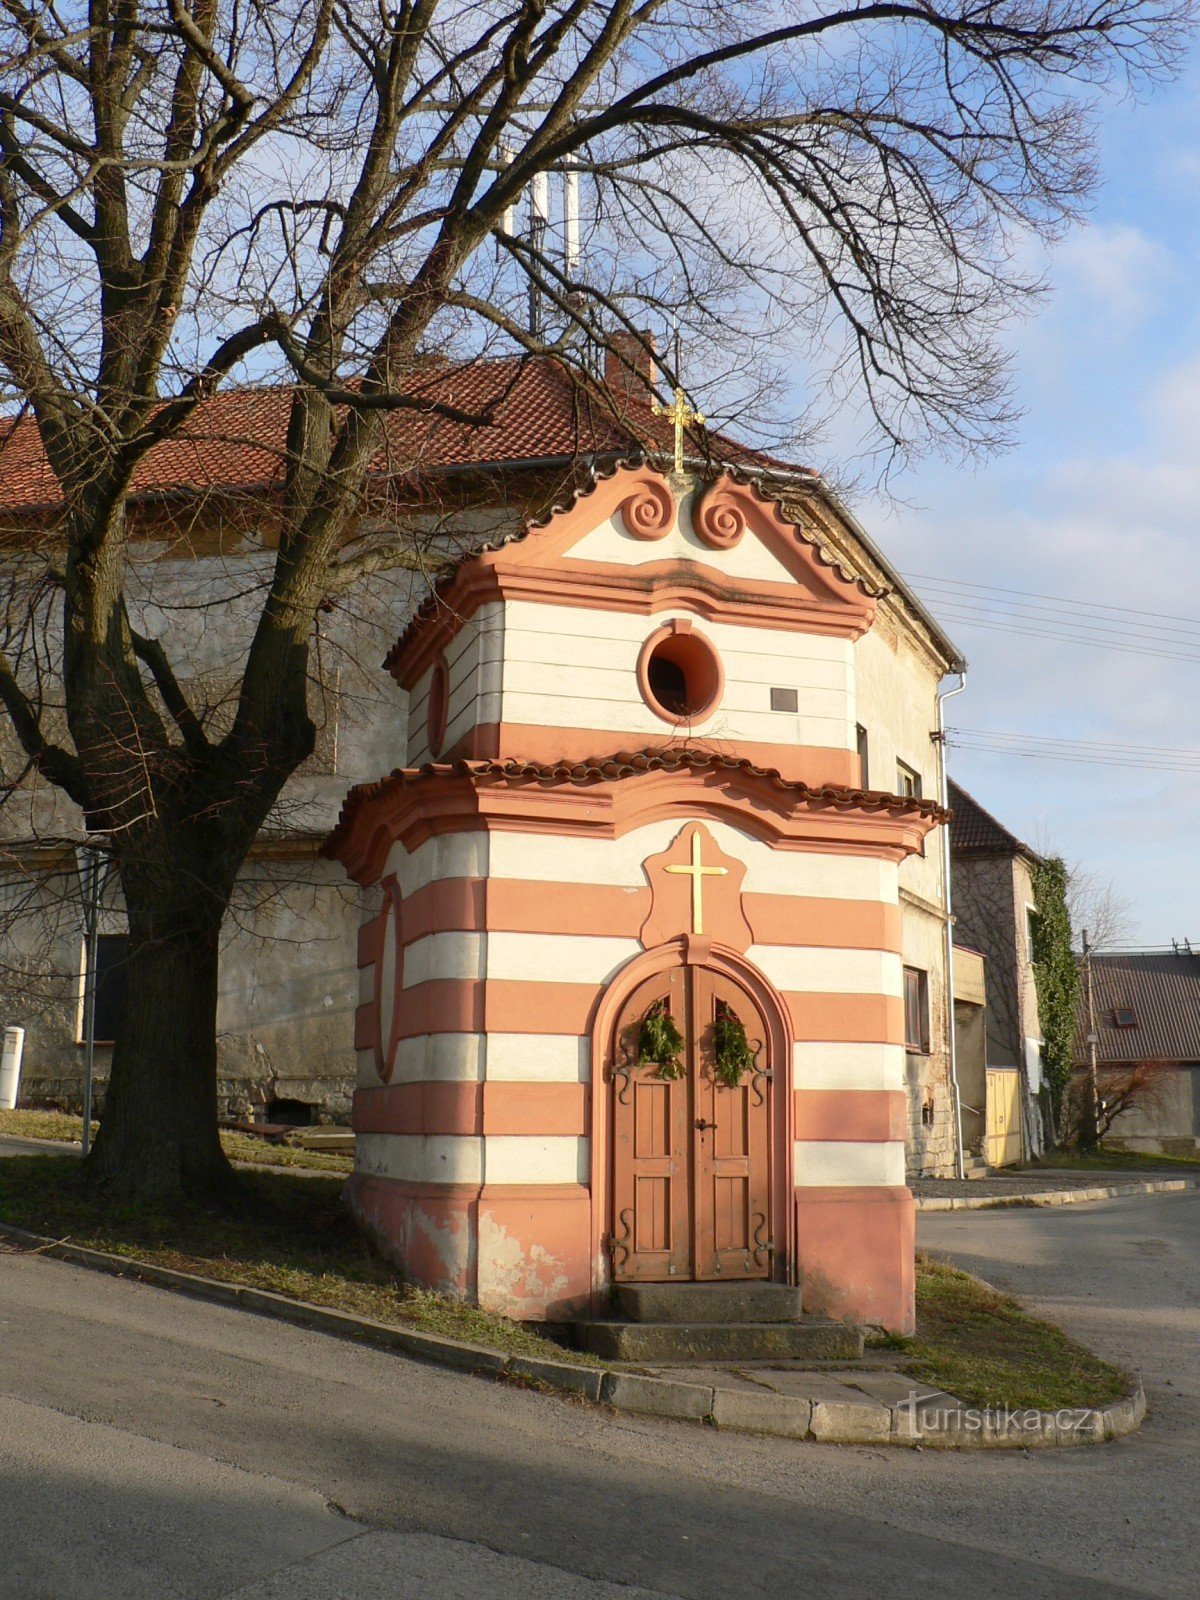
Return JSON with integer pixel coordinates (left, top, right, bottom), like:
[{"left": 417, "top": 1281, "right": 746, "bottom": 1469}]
[{"left": 850, "top": 54, "right": 1200, "bottom": 949}]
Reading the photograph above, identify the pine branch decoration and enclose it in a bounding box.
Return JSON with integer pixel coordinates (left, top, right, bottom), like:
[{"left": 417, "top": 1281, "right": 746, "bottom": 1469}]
[
  {"left": 637, "top": 999, "right": 685, "bottom": 1080},
  {"left": 713, "top": 1008, "right": 756, "bottom": 1088}
]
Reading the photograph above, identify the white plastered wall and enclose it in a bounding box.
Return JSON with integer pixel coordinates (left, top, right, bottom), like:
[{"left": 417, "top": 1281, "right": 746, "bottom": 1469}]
[
  {"left": 406, "top": 602, "right": 504, "bottom": 765},
  {"left": 500, "top": 600, "right": 854, "bottom": 752},
  {"left": 854, "top": 605, "right": 955, "bottom": 1173},
  {"left": 359, "top": 817, "right": 905, "bottom": 1189},
  {"left": 566, "top": 497, "right": 796, "bottom": 583}
]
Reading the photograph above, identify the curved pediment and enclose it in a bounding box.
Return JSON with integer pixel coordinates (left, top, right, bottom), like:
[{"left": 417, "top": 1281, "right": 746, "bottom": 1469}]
[{"left": 388, "top": 464, "right": 878, "bottom": 688}]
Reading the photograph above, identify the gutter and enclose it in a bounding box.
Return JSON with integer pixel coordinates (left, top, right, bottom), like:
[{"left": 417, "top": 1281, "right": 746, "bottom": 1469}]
[{"left": 936, "top": 671, "right": 969, "bottom": 1180}]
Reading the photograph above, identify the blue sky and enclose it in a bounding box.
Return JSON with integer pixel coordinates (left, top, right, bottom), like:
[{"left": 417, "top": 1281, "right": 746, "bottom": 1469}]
[{"left": 856, "top": 54, "right": 1200, "bottom": 947}]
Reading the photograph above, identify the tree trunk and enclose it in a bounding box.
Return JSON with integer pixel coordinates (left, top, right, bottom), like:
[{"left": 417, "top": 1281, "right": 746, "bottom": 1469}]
[
  {"left": 1076, "top": 1077, "right": 1100, "bottom": 1153},
  {"left": 86, "top": 861, "right": 237, "bottom": 1203}
]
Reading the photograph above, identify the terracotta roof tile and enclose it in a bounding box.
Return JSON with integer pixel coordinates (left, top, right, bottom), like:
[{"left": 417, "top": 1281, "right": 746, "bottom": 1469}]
[
  {"left": 323, "top": 746, "right": 946, "bottom": 861},
  {"left": 0, "top": 357, "right": 805, "bottom": 515}
]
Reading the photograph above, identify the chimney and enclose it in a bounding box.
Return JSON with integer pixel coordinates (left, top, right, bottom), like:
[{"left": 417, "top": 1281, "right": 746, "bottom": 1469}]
[{"left": 604, "top": 329, "right": 658, "bottom": 410}]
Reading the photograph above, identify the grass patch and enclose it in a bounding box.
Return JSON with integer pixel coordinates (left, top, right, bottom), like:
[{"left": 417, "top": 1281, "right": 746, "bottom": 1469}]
[
  {"left": 0, "top": 1153, "right": 594, "bottom": 1365},
  {"left": 0, "top": 1108, "right": 93, "bottom": 1144},
  {"left": 218, "top": 1133, "right": 353, "bottom": 1174},
  {"left": 876, "top": 1254, "right": 1130, "bottom": 1411},
  {"left": 0, "top": 1110, "right": 354, "bottom": 1174},
  {"left": 0, "top": 1139, "right": 1128, "bottom": 1407},
  {"left": 1020, "top": 1148, "right": 1200, "bottom": 1173}
]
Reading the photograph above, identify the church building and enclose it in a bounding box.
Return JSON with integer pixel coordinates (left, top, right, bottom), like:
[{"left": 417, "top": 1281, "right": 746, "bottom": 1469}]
[
  {"left": 0, "top": 342, "right": 968, "bottom": 1320},
  {"left": 326, "top": 460, "right": 946, "bottom": 1333}
]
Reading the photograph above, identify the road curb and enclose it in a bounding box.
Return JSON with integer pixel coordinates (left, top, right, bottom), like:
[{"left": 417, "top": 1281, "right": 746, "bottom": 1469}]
[
  {"left": 916, "top": 1178, "right": 1197, "bottom": 1212},
  {"left": 0, "top": 1223, "right": 1144, "bottom": 1450}
]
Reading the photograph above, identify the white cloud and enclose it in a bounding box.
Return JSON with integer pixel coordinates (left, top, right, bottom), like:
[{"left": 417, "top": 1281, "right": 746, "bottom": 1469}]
[{"left": 1050, "top": 223, "right": 1175, "bottom": 338}]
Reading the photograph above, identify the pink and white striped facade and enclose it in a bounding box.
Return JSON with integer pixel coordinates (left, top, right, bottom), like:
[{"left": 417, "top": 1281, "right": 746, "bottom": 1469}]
[{"left": 327, "top": 467, "right": 943, "bottom": 1332}]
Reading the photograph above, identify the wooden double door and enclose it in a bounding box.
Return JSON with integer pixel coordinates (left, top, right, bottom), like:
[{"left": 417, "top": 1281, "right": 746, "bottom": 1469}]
[{"left": 610, "top": 965, "right": 774, "bottom": 1282}]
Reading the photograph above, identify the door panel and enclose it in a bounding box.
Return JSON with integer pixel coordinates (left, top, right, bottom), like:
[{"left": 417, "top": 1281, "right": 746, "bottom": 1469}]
[
  {"left": 986, "top": 1068, "right": 1023, "bottom": 1168},
  {"left": 610, "top": 964, "right": 773, "bottom": 1282},
  {"left": 693, "top": 970, "right": 772, "bottom": 1280},
  {"left": 611, "top": 968, "right": 691, "bottom": 1281}
]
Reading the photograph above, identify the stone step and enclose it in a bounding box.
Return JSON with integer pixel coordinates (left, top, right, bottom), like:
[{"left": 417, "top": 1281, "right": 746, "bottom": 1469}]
[
  {"left": 576, "top": 1317, "right": 863, "bottom": 1364},
  {"left": 615, "top": 1282, "right": 804, "bottom": 1325}
]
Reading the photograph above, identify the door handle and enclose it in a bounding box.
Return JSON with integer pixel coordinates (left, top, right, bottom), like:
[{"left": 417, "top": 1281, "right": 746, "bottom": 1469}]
[{"left": 695, "top": 1119, "right": 716, "bottom": 1131}]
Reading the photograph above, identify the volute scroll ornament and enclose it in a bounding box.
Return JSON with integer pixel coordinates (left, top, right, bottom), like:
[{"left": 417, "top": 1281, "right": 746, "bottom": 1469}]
[
  {"left": 618, "top": 477, "right": 675, "bottom": 540},
  {"left": 692, "top": 479, "right": 747, "bottom": 549}
]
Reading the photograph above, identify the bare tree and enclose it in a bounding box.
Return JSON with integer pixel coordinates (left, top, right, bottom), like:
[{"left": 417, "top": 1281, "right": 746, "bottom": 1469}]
[
  {"left": 1066, "top": 862, "right": 1136, "bottom": 952},
  {"left": 0, "top": 0, "right": 1191, "bottom": 1201},
  {"left": 1064, "top": 1058, "right": 1175, "bottom": 1146}
]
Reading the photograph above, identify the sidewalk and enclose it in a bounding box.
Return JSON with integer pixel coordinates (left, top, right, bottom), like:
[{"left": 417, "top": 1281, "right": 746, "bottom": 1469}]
[
  {"left": 0, "top": 1221, "right": 1143, "bottom": 1450},
  {"left": 912, "top": 1169, "right": 1199, "bottom": 1212}
]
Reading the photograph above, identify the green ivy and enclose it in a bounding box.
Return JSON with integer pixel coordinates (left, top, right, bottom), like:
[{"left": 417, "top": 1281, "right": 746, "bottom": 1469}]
[
  {"left": 712, "top": 1009, "right": 756, "bottom": 1088},
  {"left": 637, "top": 1000, "right": 685, "bottom": 1080},
  {"left": 1028, "top": 856, "right": 1079, "bottom": 1134}
]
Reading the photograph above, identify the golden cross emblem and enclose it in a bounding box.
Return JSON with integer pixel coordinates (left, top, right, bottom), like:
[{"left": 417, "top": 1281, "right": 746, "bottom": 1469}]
[
  {"left": 665, "top": 828, "right": 727, "bottom": 935},
  {"left": 652, "top": 385, "right": 705, "bottom": 474}
]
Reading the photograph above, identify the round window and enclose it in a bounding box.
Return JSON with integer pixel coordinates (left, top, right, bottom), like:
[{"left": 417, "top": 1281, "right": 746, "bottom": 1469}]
[
  {"left": 426, "top": 656, "right": 449, "bottom": 757},
  {"left": 637, "top": 624, "right": 723, "bottom": 724}
]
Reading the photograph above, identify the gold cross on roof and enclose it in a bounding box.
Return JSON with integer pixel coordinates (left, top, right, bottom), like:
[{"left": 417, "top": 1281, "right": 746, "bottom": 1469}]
[
  {"left": 665, "top": 828, "right": 727, "bottom": 935},
  {"left": 652, "top": 385, "right": 705, "bottom": 474}
]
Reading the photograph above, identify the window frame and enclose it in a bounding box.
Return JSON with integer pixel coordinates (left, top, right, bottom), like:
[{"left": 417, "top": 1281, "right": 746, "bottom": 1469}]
[
  {"left": 896, "top": 760, "right": 922, "bottom": 800},
  {"left": 903, "top": 965, "right": 931, "bottom": 1055}
]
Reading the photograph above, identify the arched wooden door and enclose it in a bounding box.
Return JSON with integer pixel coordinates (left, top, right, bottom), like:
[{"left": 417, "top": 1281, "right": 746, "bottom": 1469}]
[{"left": 609, "top": 963, "right": 774, "bottom": 1282}]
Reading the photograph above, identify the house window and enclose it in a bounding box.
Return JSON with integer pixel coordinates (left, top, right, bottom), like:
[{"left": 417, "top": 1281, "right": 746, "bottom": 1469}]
[
  {"left": 81, "top": 932, "right": 128, "bottom": 1045},
  {"left": 638, "top": 623, "right": 723, "bottom": 724},
  {"left": 856, "top": 725, "right": 869, "bottom": 788},
  {"left": 1113, "top": 1007, "right": 1138, "bottom": 1029},
  {"left": 903, "top": 966, "right": 930, "bottom": 1054},
  {"left": 897, "top": 761, "right": 922, "bottom": 799}
]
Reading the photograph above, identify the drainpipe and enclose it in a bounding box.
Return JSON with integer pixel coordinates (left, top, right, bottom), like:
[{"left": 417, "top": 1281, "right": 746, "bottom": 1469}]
[{"left": 934, "top": 673, "right": 967, "bottom": 1180}]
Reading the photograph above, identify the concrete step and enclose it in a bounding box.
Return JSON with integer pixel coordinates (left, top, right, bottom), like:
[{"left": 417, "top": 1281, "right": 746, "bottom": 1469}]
[
  {"left": 576, "top": 1317, "right": 863, "bottom": 1364},
  {"left": 615, "top": 1282, "right": 804, "bottom": 1325}
]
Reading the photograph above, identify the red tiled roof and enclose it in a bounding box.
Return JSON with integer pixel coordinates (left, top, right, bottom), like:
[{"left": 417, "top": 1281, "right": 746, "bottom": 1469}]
[
  {"left": 323, "top": 746, "right": 946, "bottom": 862},
  {"left": 947, "top": 779, "right": 1038, "bottom": 862},
  {"left": 0, "top": 357, "right": 804, "bottom": 515}
]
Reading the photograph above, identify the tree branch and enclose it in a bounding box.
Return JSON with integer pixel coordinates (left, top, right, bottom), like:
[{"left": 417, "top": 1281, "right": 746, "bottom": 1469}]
[
  {"left": 129, "top": 628, "right": 210, "bottom": 761},
  {"left": 0, "top": 647, "right": 87, "bottom": 805}
]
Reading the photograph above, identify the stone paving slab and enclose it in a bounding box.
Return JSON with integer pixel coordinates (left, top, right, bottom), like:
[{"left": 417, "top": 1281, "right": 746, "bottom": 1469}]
[
  {"left": 839, "top": 1371, "right": 944, "bottom": 1408},
  {"left": 637, "top": 1365, "right": 767, "bottom": 1391}
]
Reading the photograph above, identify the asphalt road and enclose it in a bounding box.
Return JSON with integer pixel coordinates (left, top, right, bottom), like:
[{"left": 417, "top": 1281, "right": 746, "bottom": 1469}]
[{"left": 1, "top": 1189, "right": 1197, "bottom": 1599}]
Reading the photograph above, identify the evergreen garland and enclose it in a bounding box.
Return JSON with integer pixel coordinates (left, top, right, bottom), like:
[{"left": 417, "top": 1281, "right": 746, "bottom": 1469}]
[
  {"left": 712, "top": 1008, "right": 756, "bottom": 1088},
  {"left": 1028, "top": 855, "right": 1080, "bottom": 1135},
  {"left": 637, "top": 999, "right": 685, "bottom": 1080}
]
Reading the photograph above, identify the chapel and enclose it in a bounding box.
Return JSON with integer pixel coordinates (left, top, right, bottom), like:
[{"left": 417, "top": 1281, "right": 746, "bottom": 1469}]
[{"left": 326, "top": 459, "right": 946, "bottom": 1335}]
